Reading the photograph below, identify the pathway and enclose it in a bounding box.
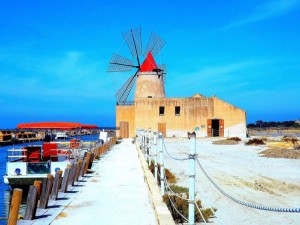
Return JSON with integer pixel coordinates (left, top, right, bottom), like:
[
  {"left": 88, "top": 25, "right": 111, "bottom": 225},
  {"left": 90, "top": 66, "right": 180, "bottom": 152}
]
[{"left": 51, "top": 139, "right": 157, "bottom": 225}]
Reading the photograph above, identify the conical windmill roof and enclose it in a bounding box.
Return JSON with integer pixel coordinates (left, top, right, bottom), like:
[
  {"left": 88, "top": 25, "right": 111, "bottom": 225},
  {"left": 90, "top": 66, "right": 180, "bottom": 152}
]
[{"left": 140, "top": 52, "right": 158, "bottom": 72}]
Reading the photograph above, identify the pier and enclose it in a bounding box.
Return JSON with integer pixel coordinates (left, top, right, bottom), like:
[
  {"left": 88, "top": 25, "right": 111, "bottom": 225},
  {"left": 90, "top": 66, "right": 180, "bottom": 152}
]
[{"left": 8, "top": 137, "right": 174, "bottom": 225}]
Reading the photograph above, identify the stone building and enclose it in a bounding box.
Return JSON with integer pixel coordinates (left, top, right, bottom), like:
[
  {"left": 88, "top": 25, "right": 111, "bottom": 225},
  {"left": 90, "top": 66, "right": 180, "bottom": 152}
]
[{"left": 116, "top": 52, "right": 246, "bottom": 138}]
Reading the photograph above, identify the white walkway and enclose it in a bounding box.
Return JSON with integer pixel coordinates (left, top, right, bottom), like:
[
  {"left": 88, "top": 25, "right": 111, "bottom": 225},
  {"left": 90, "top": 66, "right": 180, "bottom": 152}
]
[{"left": 51, "top": 139, "right": 157, "bottom": 225}]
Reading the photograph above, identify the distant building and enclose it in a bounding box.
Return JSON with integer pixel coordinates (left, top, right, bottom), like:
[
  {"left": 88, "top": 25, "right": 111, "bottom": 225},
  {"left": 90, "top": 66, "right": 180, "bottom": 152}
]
[{"left": 116, "top": 53, "right": 246, "bottom": 138}]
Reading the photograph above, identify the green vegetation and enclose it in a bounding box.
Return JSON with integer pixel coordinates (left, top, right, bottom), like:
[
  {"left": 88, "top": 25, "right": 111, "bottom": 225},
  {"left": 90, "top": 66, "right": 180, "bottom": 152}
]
[
  {"left": 247, "top": 120, "right": 300, "bottom": 129},
  {"left": 169, "top": 185, "right": 188, "bottom": 193},
  {"left": 282, "top": 136, "right": 299, "bottom": 149},
  {"left": 163, "top": 194, "right": 216, "bottom": 223},
  {"left": 148, "top": 162, "right": 176, "bottom": 184},
  {"left": 227, "top": 137, "right": 241, "bottom": 141},
  {"left": 245, "top": 138, "right": 265, "bottom": 145},
  {"left": 147, "top": 162, "right": 217, "bottom": 223}
]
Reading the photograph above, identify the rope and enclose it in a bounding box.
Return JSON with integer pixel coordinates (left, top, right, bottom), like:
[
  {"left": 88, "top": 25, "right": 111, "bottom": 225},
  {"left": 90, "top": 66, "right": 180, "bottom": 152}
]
[
  {"left": 164, "top": 176, "right": 190, "bottom": 201},
  {"left": 163, "top": 140, "right": 189, "bottom": 161},
  {"left": 153, "top": 140, "right": 223, "bottom": 224},
  {"left": 164, "top": 171, "right": 210, "bottom": 225},
  {"left": 165, "top": 190, "right": 188, "bottom": 222},
  {"left": 196, "top": 158, "right": 300, "bottom": 213},
  {"left": 194, "top": 201, "right": 208, "bottom": 225}
]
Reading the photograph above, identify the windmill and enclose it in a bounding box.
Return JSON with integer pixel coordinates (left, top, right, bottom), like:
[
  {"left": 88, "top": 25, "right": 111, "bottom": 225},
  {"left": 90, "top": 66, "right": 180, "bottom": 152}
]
[{"left": 107, "top": 27, "right": 166, "bottom": 105}]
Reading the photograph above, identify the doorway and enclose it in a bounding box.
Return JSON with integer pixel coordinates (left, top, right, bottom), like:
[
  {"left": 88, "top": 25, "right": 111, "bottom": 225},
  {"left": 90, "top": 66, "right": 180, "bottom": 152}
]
[
  {"left": 207, "top": 119, "right": 224, "bottom": 137},
  {"left": 212, "top": 119, "right": 220, "bottom": 137},
  {"left": 158, "top": 123, "right": 166, "bottom": 137}
]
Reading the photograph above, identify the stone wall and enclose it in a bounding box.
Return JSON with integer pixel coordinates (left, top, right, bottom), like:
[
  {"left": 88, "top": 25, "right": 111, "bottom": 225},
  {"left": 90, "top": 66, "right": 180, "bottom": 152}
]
[{"left": 116, "top": 105, "right": 135, "bottom": 137}]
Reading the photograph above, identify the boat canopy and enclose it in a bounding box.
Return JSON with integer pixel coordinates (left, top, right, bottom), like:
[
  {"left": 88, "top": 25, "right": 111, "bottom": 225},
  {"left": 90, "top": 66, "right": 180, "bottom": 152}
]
[
  {"left": 81, "top": 124, "right": 98, "bottom": 129},
  {"left": 17, "top": 122, "right": 98, "bottom": 130}
]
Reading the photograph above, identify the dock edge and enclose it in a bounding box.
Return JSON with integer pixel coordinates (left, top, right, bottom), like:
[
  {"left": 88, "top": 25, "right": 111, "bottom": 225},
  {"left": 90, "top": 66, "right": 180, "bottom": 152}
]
[{"left": 136, "top": 142, "right": 176, "bottom": 225}]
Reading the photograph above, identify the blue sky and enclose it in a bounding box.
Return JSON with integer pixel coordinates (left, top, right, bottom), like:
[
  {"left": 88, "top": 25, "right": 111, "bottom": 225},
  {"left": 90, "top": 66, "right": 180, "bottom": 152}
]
[{"left": 0, "top": 0, "right": 299, "bottom": 128}]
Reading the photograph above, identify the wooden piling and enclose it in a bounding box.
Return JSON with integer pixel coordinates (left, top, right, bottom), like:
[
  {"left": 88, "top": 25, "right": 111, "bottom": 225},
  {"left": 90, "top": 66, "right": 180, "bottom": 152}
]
[
  {"left": 84, "top": 156, "right": 91, "bottom": 174},
  {"left": 57, "top": 170, "right": 63, "bottom": 190},
  {"left": 81, "top": 160, "right": 86, "bottom": 177},
  {"left": 50, "top": 171, "right": 62, "bottom": 200},
  {"left": 74, "top": 162, "right": 80, "bottom": 182},
  {"left": 33, "top": 181, "right": 42, "bottom": 200},
  {"left": 24, "top": 185, "right": 38, "bottom": 220},
  {"left": 68, "top": 163, "right": 77, "bottom": 186},
  {"left": 39, "top": 178, "right": 47, "bottom": 207},
  {"left": 7, "top": 188, "right": 23, "bottom": 225},
  {"left": 60, "top": 168, "right": 70, "bottom": 192},
  {"left": 39, "top": 174, "right": 53, "bottom": 209},
  {"left": 77, "top": 159, "right": 83, "bottom": 181},
  {"left": 87, "top": 152, "right": 93, "bottom": 169}
]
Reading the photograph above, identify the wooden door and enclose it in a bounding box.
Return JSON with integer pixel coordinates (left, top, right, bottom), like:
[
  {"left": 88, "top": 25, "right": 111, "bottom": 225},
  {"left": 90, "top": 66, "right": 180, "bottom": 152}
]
[
  {"left": 158, "top": 123, "right": 166, "bottom": 137},
  {"left": 119, "top": 121, "right": 129, "bottom": 138},
  {"left": 219, "top": 119, "right": 224, "bottom": 137},
  {"left": 207, "top": 119, "right": 212, "bottom": 137}
]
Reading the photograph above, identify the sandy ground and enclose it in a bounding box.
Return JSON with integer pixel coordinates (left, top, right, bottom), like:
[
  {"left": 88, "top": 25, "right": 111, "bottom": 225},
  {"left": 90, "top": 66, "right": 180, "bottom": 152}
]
[
  {"left": 160, "top": 138, "right": 300, "bottom": 225},
  {"left": 51, "top": 139, "right": 157, "bottom": 225}
]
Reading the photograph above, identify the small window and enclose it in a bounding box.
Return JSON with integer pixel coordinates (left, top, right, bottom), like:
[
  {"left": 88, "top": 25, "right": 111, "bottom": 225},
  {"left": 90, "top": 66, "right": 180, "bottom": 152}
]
[
  {"left": 148, "top": 96, "right": 152, "bottom": 98},
  {"left": 159, "top": 106, "right": 165, "bottom": 116},
  {"left": 175, "top": 106, "right": 180, "bottom": 116}
]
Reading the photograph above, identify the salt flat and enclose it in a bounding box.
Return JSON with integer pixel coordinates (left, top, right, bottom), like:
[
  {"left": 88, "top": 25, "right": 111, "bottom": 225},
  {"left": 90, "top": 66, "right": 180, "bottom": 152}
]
[{"left": 161, "top": 138, "right": 300, "bottom": 225}]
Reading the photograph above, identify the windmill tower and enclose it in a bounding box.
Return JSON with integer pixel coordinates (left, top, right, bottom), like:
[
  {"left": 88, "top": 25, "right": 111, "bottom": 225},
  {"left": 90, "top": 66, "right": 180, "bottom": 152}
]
[
  {"left": 135, "top": 51, "right": 165, "bottom": 99},
  {"left": 107, "top": 27, "right": 166, "bottom": 104}
]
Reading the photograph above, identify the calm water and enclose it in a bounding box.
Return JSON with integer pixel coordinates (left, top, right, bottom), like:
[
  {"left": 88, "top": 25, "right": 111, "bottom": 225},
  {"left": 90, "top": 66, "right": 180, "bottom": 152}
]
[{"left": 0, "top": 134, "right": 100, "bottom": 224}]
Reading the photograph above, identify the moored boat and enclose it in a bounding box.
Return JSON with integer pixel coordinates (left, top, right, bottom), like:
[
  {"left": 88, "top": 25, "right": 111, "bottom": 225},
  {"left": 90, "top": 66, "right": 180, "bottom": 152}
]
[
  {"left": 55, "top": 131, "right": 69, "bottom": 140},
  {"left": 3, "top": 122, "right": 99, "bottom": 188}
]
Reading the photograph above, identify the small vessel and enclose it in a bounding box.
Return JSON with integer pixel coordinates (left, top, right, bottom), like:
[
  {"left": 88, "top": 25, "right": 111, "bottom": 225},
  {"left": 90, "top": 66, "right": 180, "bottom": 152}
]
[
  {"left": 3, "top": 122, "right": 99, "bottom": 188},
  {"left": 55, "top": 131, "right": 69, "bottom": 140}
]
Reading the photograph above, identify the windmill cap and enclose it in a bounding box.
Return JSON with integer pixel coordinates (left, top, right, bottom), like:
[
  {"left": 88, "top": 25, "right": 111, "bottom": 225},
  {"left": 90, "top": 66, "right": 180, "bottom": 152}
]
[{"left": 140, "top": 52, "right": 158, "bottom": 72}]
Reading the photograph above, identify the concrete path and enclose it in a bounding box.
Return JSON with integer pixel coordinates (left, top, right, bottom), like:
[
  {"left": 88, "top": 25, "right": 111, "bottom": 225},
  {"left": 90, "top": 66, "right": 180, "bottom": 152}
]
[{"left": 51, "top": 139, "right": 157, "bottom": 225}]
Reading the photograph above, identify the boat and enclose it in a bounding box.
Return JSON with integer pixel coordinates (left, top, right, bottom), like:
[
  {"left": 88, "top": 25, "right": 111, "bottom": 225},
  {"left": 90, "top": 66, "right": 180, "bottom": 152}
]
[
  {"left": 3, "top": 122, "right": 99, "bottom": 188},
  {"left": 55, "top": 131, "right": 69, "bottom": 140}
]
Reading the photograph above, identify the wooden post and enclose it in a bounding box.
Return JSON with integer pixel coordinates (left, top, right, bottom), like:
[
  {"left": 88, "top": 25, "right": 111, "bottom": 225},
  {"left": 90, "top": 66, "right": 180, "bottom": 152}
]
[
  {"left": 24, "top": 185, "right": 38, "bottom": 220},
  {"left": 74, "top": 162, "right": 80, "bottom": 182},
  {"left": 50, "top": 171, "right": 62, "bottom": 200},
  {"left": 39, "top": 174, "right": 53, "bottom": 209},
  {"left": 87, "top": 152, "right": 92, "bottom": 169},
  {"left": 39, "top": 177, "right": 47, "bottom": 207},
  {"left": 57, "top": 170, "right": 63, "bottom": 189},
  {"left": 77, "top": 159, "right": 83, "bottom": 181},
  {"left": 84, "top": 156, "right": 90, "bottom": 174},
  {"left": 68, "top": 163, "right": 77, "bottom": 186},
  {"left": 60, "top": 168, "right": 70, "bottom": 192},
  {"left": 95, "top": 147, "right": 99, "bottom": 158},
  {"left": 81, "top": 160, "right": 87, "bottom": 177},
  {"left": 33, "top": 181, "right": 42, "bottom": 200},
  {"left": 90, "top": 153, "right": 95, "bottom": 166},
  {"left": 7, "top": 188, "right": 23, "bottom": 225}
]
